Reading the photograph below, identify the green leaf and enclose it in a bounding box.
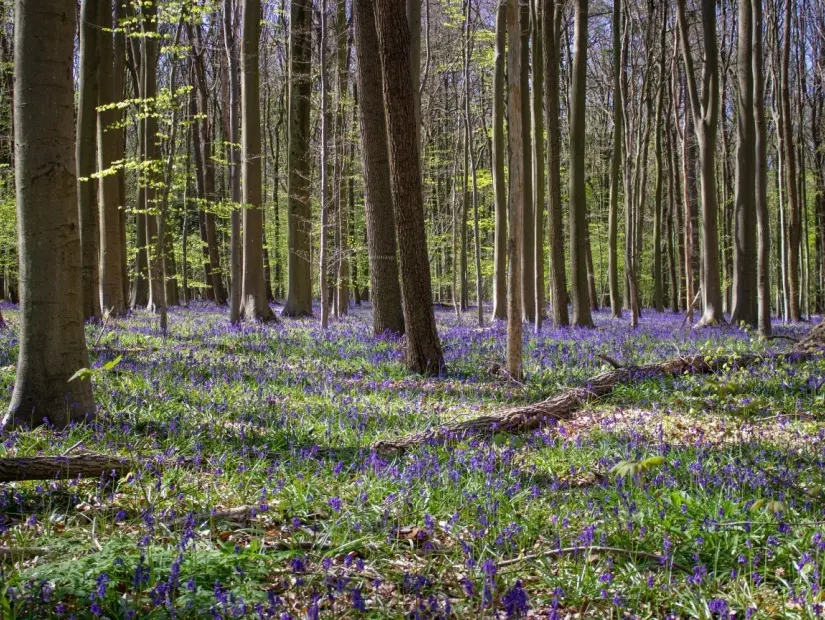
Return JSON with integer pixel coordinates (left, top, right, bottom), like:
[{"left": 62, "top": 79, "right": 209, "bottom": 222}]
[
  {"left": 103, "top": 355, "right": 123, "bottom": 371},
  {"left": 68, "top": 368, "right": 94, "bottom": 383}
]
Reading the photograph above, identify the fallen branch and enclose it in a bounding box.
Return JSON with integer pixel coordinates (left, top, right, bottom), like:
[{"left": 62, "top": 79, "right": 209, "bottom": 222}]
[
  {"left": 372, "top": 351, "right": 815, "bottom": 453},
  {"left": 492, "top": 545, "right": 689, "bottom": 572},
  {"left": 0, "top": 453, "right": 131, "bottom": 483}
]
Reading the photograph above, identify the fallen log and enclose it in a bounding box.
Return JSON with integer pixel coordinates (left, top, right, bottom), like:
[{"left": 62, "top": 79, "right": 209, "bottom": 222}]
[
  {"left": 372, "top": 351, "right": 815, "bottom": 453},
  {"left": 0, "top": 547, "right": 50, "bottom": 562},
  {"left": 0, "top": 453, "right": 131, "bottom": 483}
]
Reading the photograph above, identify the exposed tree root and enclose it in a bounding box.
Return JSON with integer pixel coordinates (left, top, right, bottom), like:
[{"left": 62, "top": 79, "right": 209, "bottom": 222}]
[
  {"left": 372, "top": 351, "right": 816, "bottom": 454},
  {"left": 0, "top": 453, "right": 130, "bottom": 483}
]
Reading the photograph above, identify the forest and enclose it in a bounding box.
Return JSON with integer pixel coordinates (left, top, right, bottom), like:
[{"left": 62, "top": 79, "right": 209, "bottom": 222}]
[{"left": 2, "top": 0, "right": 825, "bottom": 616}]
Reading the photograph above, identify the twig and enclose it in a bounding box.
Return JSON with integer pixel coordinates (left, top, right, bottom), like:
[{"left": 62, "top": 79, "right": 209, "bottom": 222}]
[
  {"left": 92, "top": 310, "right": 112, "bottom": 348},
  {"left": 767, "top": 335, "right": 800, "bottom": 343},
  {"left": 489, "top": 545, "right": 689, "bottom": 572},
  {"left": 596, "top": 354, "right": 624, "bottom": 369}
]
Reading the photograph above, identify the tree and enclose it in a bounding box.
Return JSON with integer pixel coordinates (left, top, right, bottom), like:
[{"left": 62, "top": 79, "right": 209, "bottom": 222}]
[
  {"left": 731, "top": 0, "right": 757, "bottom": 326},
  {"left": 282, "top": 0, "right": 313, "bottom": 317},
  {"left": 676, "top": 0, "right": 725, "bottom": 326},
  {"left": 491, "top": 0, "right": 507, "bottom": 321},
  {"left": 607, "top": 0, "right": 623, "bottom": 318},
  {"left": 77, "top": 0, "right": 103, "bottom": 322},
  {"left": 319, "top": 0, "right": 331, "bottom": 329},
  {"left": 520, "top": 1, "right": 535, "bottom": 323},
  {"left": 531, "top": 0, "right": 545, "bottom": 330},
  {"left": 3, "top": 0, "right": 95, "bottom": 429},
  {"left": 507, "top": 0, "right": 524, "bottom": 378},
  {"left": 241, "top": 0, "right": 275, "bottom": 321},
  {"left": 98, "top": 0, "right": 126, "bottom": 317},
  {"left": 753, "top": 0, "right": 771, "bottom": 335},
  {"left": 224, "top": 0, "right": 242, "bottom": 325},
  {"left": 568, "top": 0, "right": 593, "bottom": 328},
  {"left": 373, "top": 0, "right": 444, "bottom": 375},
  {"left": 353, "top": 0, "right": 405, "bottom": 336},
  {"left": 542, "top": 0, "right": 568, "bottom": 327}
]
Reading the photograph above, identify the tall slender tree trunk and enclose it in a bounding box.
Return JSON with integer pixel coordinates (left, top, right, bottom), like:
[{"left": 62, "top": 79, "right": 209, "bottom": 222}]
[
  {"left": 568, "top": 0, "right": 593, "bottom": 327},
  {"left": 224, "top": 0, "right": 242, "bottom": 325},
  {"left": 532, "top": 0, "right": 545, "bottom": 330},
  {"left": 373, "top": 0, "right": 444, "bottom": 375},
  {"left": 241, "top": 0, "right": 275, "bottom": 321},
  {"left": 492, "top": 1, "right": 507, "bottom": 321},
  {"left": 521, "top": 2, "right": 535, "bottom": 323},
  {"left": 507, "top": 0, "right": 525, "bottom": 377},
  {"left": 77, "top": 0, "right": 103, "bottom": 321},
  {"left": 5, "top": 0, "right": 95, "bottom": 430},
  {"left": 608, "top": 0, "right": 622, "bottom": 318},
  {"left": 543, "top": 0, "right": 568, "bottom": 327},
  {"left": 731, "top": 0, "right": 758, "bottom": 326},
  {"left": 320, "top": 0, "right": 331, "bottom": 329},
  {"left": 781, "top": 0, "right": 802, "bottom": 321},
  {"left": 753, "top": 0, "right": 771, "bottom": 335},
  {"left": 283, "top": 0, "right": 313, "bottom": 317},
  {"left": 98, "top": 0, "right": 126, "bottom": 317},
  {"left": 652, "top": 10, "right": 666, "bottom": 313},
  {"left": 353, "top": 0, "right": 404, "bottom": 336}
]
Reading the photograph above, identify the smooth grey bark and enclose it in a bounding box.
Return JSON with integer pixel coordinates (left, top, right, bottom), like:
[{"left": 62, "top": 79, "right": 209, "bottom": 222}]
[
  {"left": 568, "top": 0, "right": 593, "bottom": 327},
  {"left": 492, "top": 1, "right": 507, "bottom": 321},
  {"left": 731, "top": 0, "right": 757, "bottom": 326},
  {"left": 753, "top": 0, "right": 771, "bottom": 335},
  {"left": 607, "top": 0, "right": 622, "bottom": 317},
  {"left": 98, "top": 0, "right": 126, "bottom": 317},
  {"left": 241, "top": 0, "right": 275, "bottom": 321},
  {"left": 520, "top": 1, "right": 535, "bottom": 323},
  {"left": 353, "top": 0, "right": 405, "bottom": 336},
  {"left": 282, "top": 0, "right": 313, "bottom": 317},
  {"left": 532, "top": 0, "right": 545, "bottom": 330},
  {"left": 77, "top": 0, "right": 103, "bottom": 322},
  {"left": 506, "top": 0, "right": 524, "bottom": 378},
  {"left": 4, "top": 0, "right": 95, "bottom": 430},
  {"left": 320, "top": 0, "right": 331, "bottom": 329},
  {"left": 224, "top": 0, "right": 242, "bottom": 325}
]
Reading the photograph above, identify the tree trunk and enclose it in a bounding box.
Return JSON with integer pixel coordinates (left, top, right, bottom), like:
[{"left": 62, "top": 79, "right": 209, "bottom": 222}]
[
  {"left": 77, "top": 0, "right": 103, "bottom": 322},
  {"left": 568, "top": 0, "right": 593, "bottom": 328},
  {"left": 374, "top": 0, "right": 444, "bottom": 375},
  {"left": 608, "top": 0, "right": 622, "bottom": 318},
  {"left": 320, "top": 0, "right": 331, "bottom": 329},
  {"left": 353, "top": 0, "right": 405, "bottom": 336},
  {"left": 4, "top": 0, "right": 95, "bottom": 430},
  {"left": 241, "top": 0, "right": 275, "bottom": 321},
  {"left": 334, "top": 0, "right": 350, "bottom": 317},
  {"left": 97, "top": 0, "right": 126, "bottom": 317},
  {"left": 753, "top": 0, "right": 771, "bottom": 335},
  {"left": 676, "top": 0, "right": 725, "bottom": 327},
  {"left": 521, "top": 2, "right": 535, "bottom": 324},
  {"left": 282, "top": 0, "right": 313, "bottom": 317},
  {"left": 731, "top": 0, "right": 757, "bottom": 326},
  {"left": 652, "top": 10, "right": 666, "bottom": 313},
  {"left": 492, "top": 1, "right": 507, "bottom": 321},
  {"left": 543, "top": 0, "right": 568, "bottom": 327},
  {"left": 507, "top": 0, "right": 525, "bottom": 378},
  {"left": 532, "top": 0, "right": 545, "bottom": 330},
  {"left": 225, "top": 0, "right": 243, "bottom": 325},
  {"left": 781, "top": 0, "right": 801, "bottom": 321}
]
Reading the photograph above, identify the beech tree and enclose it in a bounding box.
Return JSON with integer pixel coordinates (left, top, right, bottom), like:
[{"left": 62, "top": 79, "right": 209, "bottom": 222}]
[{"left": 4, "top": 0, "right": 94, "bottom": 430}]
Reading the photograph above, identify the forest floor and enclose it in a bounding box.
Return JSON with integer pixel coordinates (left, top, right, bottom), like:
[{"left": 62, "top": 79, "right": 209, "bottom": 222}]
[{"left": 1, "top": 301, "right": 824, "bottom": 618}]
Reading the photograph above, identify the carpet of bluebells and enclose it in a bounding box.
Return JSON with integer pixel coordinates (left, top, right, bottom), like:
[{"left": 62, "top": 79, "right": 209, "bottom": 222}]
[{"left": 1, "top": 300, "right": 825, "bottom": 618}]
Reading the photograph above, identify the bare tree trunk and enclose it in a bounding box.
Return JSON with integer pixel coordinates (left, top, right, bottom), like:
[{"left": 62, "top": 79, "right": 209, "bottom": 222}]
[
  {"left": 283, "top": 0, "right": 313, "bottom": 317},
  {"left": 507, "top": 0, "right": 525, "bottom": 377},
  {"left": 4, "top": 0, "right": 95, "bottom": 430},
  {"left": 241, "top": 0, "right": 275, "bottom": 321},
  {"left": 353, "top": 0, "right": 405, "bottom": 336},
  {"left": 608, "top": 0, "right": 622, "bottom": 318},
  {"left": 652, "top": 9, "right": 666, "bottom": 313},
  {"left": 754, "top": 0, "right": 771, "bottom": 335},
  {"left": 781, "top": 0, "right": 802, "bottom": 321},
  {"left": 521, "top": 2, "right": 535, "bottom": 323},
  {"left": 98, "top": 0, "right": 126, "bottom": 317},
  {"left": 319, "top": 0, "right": 331, "bottom": 329},
  {"left": 224, "top": 0, "right": 242, "bottom": 325},
  {"left": 77, "top": 0, "right": 103, "bottom": 322},
  {"left": 492, "top": 1, "right": 507, "bottom": 321},
  {"left": 543, "top": 0, "right": 568, "bottom": 327},
  {"left": 731, "top": 0, "right": 758, "bottom": 326},
  {"left": 676, "top": 0, "right": 725, "bottom": 326},
  {"left": 374, "top": 0, "right": 444, "bottom": 375},
  {"left": 464, "top": 0, "right": 483, "bottom": 326},
  {"left": 568, "top": 0, "right": 593, "bottom": 327},
  {"left": 532, "top": 0, "right": 545, "bottom": 329}
]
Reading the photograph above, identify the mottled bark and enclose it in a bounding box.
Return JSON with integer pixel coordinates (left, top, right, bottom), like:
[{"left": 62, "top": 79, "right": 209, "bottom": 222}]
[{"left": 492, "top": 1, "right": 507, "bottom": 321}]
